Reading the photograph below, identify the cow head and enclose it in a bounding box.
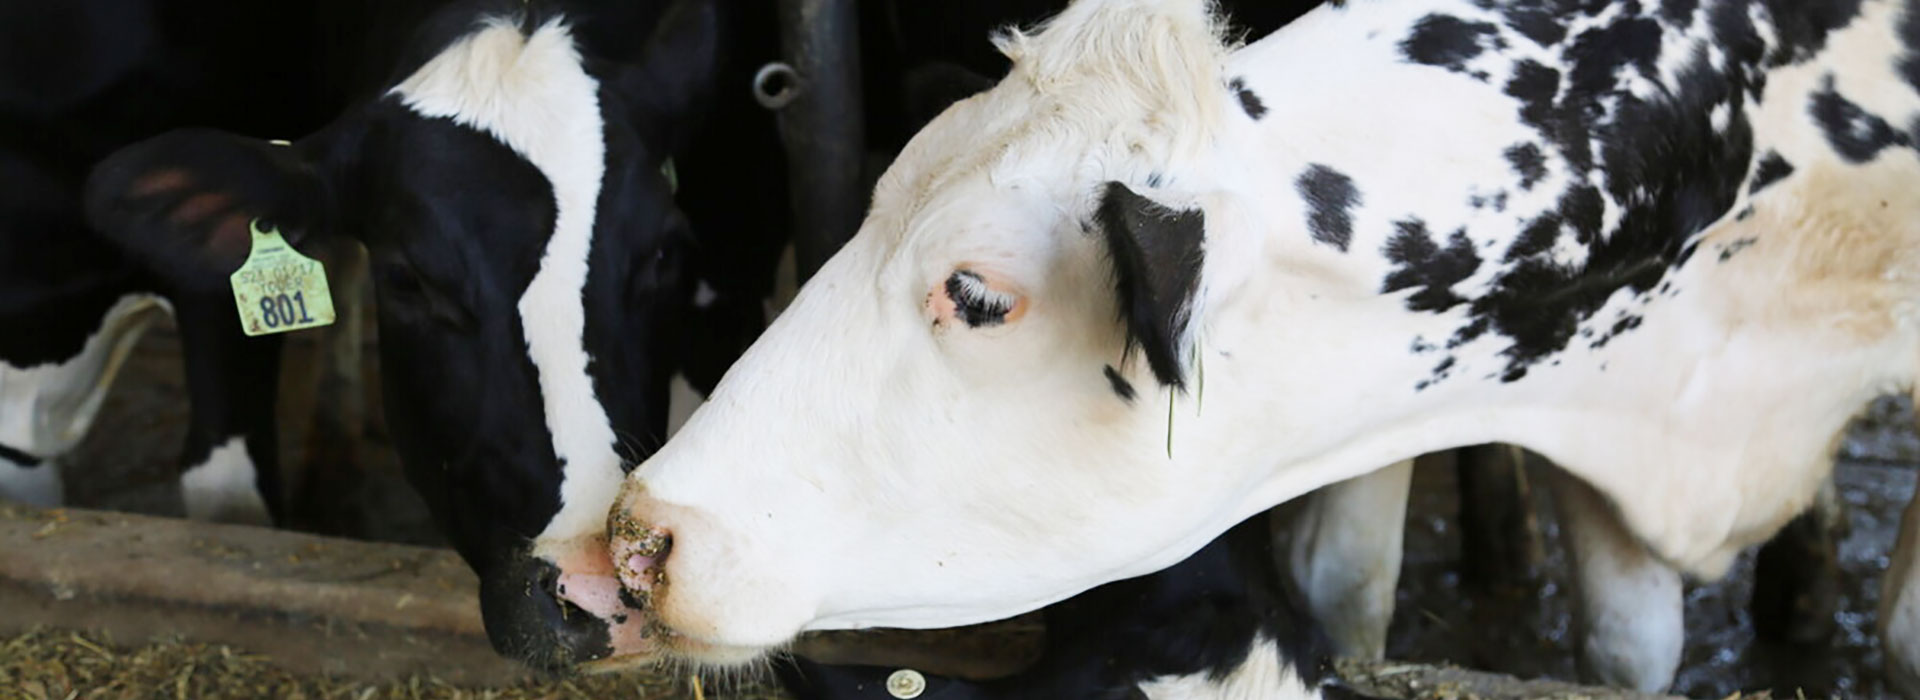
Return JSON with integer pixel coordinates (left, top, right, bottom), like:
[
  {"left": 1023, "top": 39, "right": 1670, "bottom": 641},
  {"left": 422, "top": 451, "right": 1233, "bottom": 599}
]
[
  {"left": 84, "top": 0, "right": 722, "bottom": 669},
  {"left": 599, "top": 0, "right": 1427, "bottom": 665}
]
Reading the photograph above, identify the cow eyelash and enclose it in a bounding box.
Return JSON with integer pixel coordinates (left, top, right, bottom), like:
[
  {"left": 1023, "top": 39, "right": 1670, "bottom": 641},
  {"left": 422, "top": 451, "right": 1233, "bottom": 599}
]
[{"left": 946, "top": 269, "right": 1015, "bottom": 327}]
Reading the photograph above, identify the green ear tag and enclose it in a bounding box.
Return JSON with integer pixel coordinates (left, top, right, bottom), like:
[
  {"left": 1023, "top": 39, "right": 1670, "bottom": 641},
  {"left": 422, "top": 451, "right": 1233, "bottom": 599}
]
[
  {"left": 661, "top": 158, "right": 679, "bottom": 194},
  {"left": 229, "top": 219, "right": 335, "bottom": 336}
]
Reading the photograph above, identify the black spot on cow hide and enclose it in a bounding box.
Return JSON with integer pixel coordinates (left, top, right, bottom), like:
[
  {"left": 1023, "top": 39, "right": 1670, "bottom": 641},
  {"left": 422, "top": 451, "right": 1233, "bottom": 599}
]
[
  {"left": 1810, "top": 75, "right": 1912, "bottom": 163},
  {"left": 1748, "top": 151, "right": 1794, "bottom": 195},
  {"left": 1402, "top": 14, "right": 1503, "bottom": 75},
  {"left": 1762, "top": 0, "right": 1865, "bottom": 67},
  {"left": 1382, "top": 220, "right": 1481, "bottom": 313},
  {"left": 1229, "top": 77, "right": 1267, "bottom": 120},
  {"left": 1505, "top": 143, "right": 1549, "bottom": 190},
  {"left": 1296, "top": 164, "right": 1360, "bottom": 252},
  {"left": 1503, "top": 5, "right": 1567, "bottom": 47}
]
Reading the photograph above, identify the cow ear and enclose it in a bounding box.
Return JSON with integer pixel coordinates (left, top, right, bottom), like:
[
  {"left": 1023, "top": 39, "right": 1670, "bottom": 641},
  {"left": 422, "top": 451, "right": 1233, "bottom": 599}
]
[
  {"left": 615, "top": 0, "right": 722, "bottom": 158},
  {"left": 84, "top": 128, "right": 331, "bottom": 291},
  {"left": 1096, "top": 181, "right": 1207, "bottom": 390},
  {"left": 901, "top": 62, "right": 996, "bottom": 133}
]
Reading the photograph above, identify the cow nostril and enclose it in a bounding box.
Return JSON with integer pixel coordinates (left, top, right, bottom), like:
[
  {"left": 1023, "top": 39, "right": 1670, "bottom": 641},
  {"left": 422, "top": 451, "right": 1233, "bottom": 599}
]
[{"left": 611, "top": 529, "right": 671, "bottom": 599}]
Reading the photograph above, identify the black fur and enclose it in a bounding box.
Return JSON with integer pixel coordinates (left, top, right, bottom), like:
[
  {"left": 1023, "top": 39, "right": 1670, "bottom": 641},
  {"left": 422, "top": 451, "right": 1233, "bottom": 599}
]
[
  {"left": 1504, "top": 143, "right": 1549, "bottom": 190},
  {"left": 1096, "top": 182, "right": 1206, "bottom": 390},
  {"left": 1810, "top": 74, "right": 1913, "bottom": 163},
  {"left": 1401, "top": 13, "right": 1503, "bottom": 78},
  {"left": 1747, "top": 150, "right": 1794, "bottom": 195},
  {"left": 0, "top": 442, "right": 42, "bottom": 467},
  {"left": 1381, "top": 220, "right": 1482, "bottom": 313},
  {"left": 1296, "top": 164, "right": 1361, "bottom": 252},
  {"left": 1436, "top": 2, "right": 1782, "bottom": 382},
  {"left": 1229, "top": 76, "right": 1268, "bottom": 120},
  {"left": 1103, "top": 364, "right": 1137, "bottom": 402}
]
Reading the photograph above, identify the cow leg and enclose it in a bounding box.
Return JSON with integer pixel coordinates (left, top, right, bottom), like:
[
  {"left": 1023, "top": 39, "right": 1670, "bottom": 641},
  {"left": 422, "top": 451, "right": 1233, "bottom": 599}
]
[
  {"left": 1548, "top": 468, "right": 1682, "bottom": 693},
  {"left": 1880, "top": 470, "right": 1920, "bottom": 698},
  {"left": 1752, "top": 475, "right": 1844, "bottom": 644},
  {"left": 1287, "top": 459, "right": 1413, "bottom": 659},
  {"left": 0, "top": 293, "right": 166, "bottom": 508},
  {"left": 172, "top": 293, "right": 282, "bottom": 526}
]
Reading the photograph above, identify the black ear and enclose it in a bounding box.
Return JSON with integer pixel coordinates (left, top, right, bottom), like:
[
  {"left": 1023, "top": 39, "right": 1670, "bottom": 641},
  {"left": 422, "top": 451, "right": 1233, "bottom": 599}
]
[
  {"left": 84, "top": 128, "right": 330, "bottom": 291},
  {"left": 613, "top": 0, "right": 722, "bottom": 157},
  {"left": 901, "top": 61, "right": 996, "bottom": 133},
  {"left": 1096, "top": 182, "right": 1207, "bottom": 390}
]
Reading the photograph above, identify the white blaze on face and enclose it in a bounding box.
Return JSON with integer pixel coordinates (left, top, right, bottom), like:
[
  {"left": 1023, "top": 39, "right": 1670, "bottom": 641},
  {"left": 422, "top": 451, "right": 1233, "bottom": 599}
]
[
  {"left": 390, "top": 17, "right": 621, "bottom": 545},
  {"left": 180, "top": 436, "right": 271, "bottom": 526}
]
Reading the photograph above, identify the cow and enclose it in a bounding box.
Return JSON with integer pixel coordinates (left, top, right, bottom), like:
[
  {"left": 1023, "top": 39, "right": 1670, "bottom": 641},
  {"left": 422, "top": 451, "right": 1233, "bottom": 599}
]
[
  {"left": 777, "top": 508, "right": 1338, "bottom": 700},
  {"left": 595, "top": 0, "right": 1920, "bottom": 694},
  {"left": 81, "top": 0, "right": 732, "bottom": 669},
  {"left": 0, "top": 0, "right": 385, "bottom": 525}
]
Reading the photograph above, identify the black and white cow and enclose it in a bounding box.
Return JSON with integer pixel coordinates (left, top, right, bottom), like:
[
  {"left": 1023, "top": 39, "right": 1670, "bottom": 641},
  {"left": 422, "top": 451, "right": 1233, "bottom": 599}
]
[
  {"left": 594, "top": 0, "right": 1920, "bottom": 694},
  {"left": 82, "top": 0, "right": 731, "bottom": 668},
  {"left": 0, "top": 0, "right": 386, "bottom": 524}
]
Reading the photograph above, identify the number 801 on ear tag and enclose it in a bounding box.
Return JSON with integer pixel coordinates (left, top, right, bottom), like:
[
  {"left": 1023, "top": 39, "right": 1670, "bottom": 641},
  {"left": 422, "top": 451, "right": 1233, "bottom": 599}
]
[{"left": 230, "top": 219, "right": 335, "bottom": 336}]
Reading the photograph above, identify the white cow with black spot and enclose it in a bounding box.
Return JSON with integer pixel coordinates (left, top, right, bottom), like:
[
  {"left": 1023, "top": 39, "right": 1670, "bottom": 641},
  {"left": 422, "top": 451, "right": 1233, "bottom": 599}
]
[{"left": 589, "top": 0, "right": 1920, "bottom": 695}]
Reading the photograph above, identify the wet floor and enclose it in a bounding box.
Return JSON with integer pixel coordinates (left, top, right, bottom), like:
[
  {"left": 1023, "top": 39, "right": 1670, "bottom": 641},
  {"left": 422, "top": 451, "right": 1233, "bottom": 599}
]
[{"left": 51, "top": 318, "right": 1920, "bottom": 698}]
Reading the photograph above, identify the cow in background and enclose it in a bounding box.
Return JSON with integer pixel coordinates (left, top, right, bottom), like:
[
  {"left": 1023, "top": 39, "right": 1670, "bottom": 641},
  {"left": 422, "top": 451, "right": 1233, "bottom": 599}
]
[
  {"left": 83, "top": 0, "right": 739, "bottom": 669},
  {"left": 0, "top": 0, "right": 395, "bottom": 524}
]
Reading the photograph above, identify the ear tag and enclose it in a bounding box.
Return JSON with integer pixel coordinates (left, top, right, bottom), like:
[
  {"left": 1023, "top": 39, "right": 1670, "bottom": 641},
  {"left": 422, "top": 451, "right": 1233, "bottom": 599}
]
[
  {"left": 661, "top": 158, "right": 679, "bottom": 194},
  {"left": 230, "top": 219, "right": 335, "bottom": 336}
]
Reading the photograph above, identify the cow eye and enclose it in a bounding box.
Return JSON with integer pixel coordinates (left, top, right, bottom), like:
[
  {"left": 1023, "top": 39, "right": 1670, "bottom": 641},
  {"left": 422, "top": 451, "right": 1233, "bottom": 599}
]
[{"left": 945, "top": 269, "right": 1015, "bottom": 327}]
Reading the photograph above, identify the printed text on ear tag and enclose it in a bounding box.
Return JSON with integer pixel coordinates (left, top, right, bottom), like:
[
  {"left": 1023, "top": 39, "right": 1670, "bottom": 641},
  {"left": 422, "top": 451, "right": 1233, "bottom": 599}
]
[{"left": 230, "top": 219, "right": 335, "bottom": 336}]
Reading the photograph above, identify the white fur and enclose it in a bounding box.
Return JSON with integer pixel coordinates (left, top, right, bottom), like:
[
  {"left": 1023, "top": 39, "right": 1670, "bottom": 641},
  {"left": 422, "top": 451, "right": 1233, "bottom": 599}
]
[
  {"left": 391, "top": 17, "right": 621, "bottom": 546},
  {"left": 0, "top": 456, "right": 62, "bottom": 508},
  {"left": 616, "top": 0, "right": 1920, "bottom": 659},
  {"left": 1288, "top": 460, "right": 1412, "bottom": 659},
  {"left": 0, "top": 294, "right": 166, "bottom": 457},
  {"left": 1550, "top": 469, "right": 1682, "bottom": 692},
  {"left": 1135, "top": 638, "right": 1321, "bottom": 700},
  {"left": 180, "top": 436, "right": 271, "bottom": 526}
]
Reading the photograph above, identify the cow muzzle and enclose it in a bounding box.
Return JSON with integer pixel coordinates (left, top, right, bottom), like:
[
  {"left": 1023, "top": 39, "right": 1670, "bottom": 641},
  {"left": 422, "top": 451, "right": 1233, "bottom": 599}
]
[
  {"left": 478, "top": 544, "right": 656, "bottom": 671},
  {"left": 605, "top": 480, "right": 819, "bottom": 666}
]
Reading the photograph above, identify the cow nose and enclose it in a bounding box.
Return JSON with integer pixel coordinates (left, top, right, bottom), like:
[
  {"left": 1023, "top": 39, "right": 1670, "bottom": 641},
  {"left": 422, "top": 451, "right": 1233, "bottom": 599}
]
[
  {"left": 609, "top": 508, "right": 672, "bottom": 602},
  {"left": 478, "top": 553, "right": 613, "bottom": 669}
]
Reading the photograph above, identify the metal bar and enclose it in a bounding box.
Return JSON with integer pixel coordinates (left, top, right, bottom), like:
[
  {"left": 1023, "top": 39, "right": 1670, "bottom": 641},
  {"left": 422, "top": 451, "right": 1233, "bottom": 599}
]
[{"left": 769, "top": 0, "right": 866, "bottom": 284}]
